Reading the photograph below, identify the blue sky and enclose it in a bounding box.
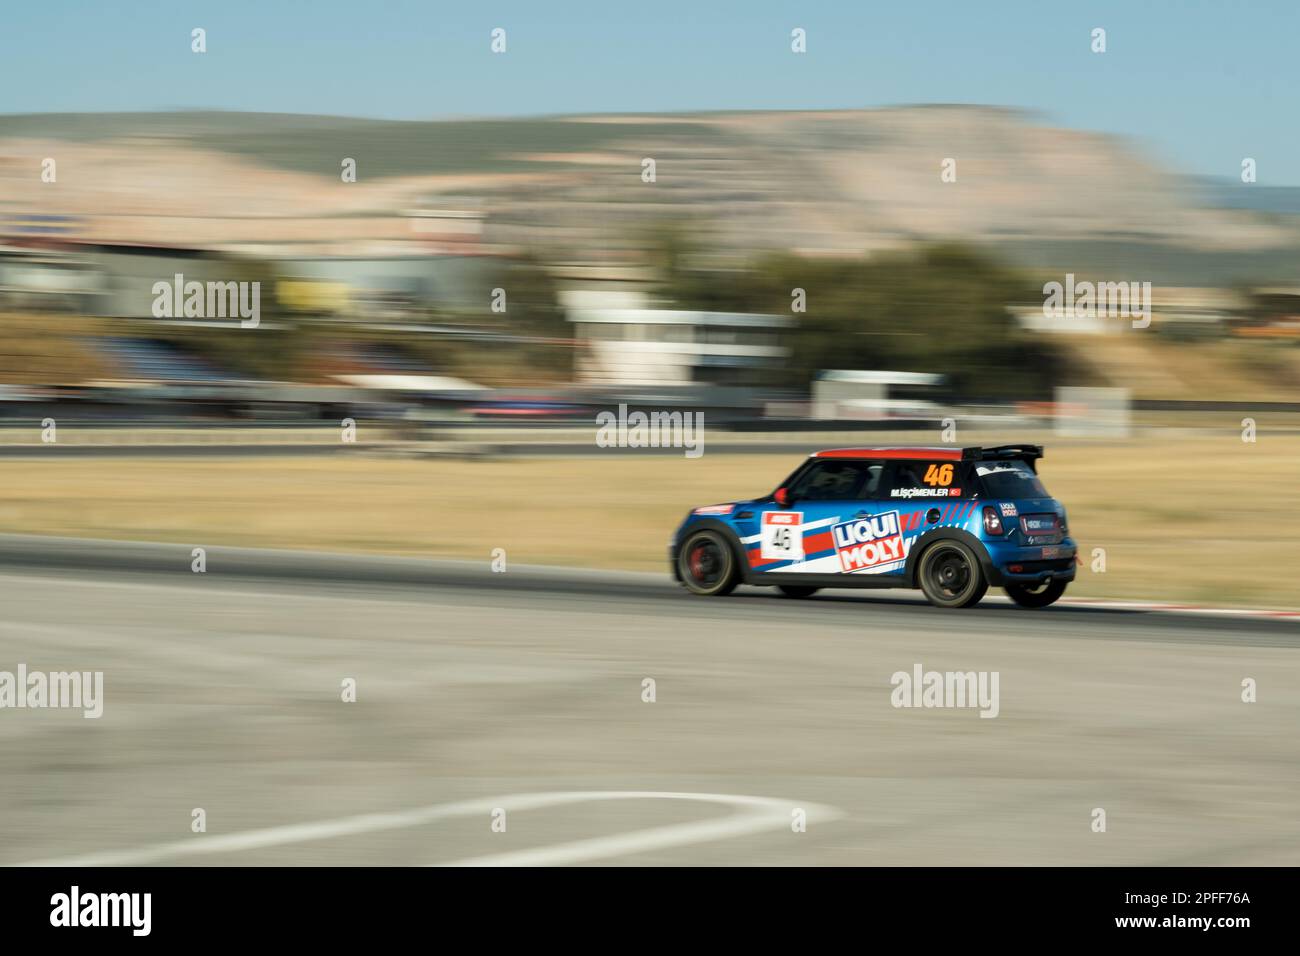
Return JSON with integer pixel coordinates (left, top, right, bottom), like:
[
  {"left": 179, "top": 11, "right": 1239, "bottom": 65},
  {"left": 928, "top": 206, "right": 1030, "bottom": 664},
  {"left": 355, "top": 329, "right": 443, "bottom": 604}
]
[{"left": 3, "top": 0, "right": 1298, "bottom": 182}]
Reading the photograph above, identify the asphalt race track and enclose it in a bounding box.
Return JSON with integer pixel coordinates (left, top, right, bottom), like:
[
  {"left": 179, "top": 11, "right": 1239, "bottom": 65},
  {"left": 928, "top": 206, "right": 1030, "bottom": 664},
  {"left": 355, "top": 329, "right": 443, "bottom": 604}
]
[{"left": 1, "top": 535, "right": 1297, "bottom": 866}]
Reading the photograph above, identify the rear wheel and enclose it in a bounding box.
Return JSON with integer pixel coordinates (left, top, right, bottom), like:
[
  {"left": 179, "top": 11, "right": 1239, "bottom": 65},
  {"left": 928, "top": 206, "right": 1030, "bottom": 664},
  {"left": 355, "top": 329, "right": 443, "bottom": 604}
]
[
  {"left": 677, "top": 530, "right": 739, "bottom": 596},
  {"left": 917, "top": 541, "right": 988, "bottom": 608},
  {"left": 1004, "top": 578, "right": 1067, "bottom": 608},
  {"left": 776, "top": 585, "right": 820, "bottom": 598}
]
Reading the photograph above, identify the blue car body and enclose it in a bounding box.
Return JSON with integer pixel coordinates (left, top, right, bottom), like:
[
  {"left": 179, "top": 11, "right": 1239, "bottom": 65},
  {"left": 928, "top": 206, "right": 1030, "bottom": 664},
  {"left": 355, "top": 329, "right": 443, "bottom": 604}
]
[{"left": 670, "top": 444, "right": 1076, "bottom": 607}]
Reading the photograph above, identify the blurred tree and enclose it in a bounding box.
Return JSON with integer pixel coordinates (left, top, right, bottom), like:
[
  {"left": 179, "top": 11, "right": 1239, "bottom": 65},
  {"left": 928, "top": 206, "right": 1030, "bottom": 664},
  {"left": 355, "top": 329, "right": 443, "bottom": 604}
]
[
  {"left": 658, "top": 241, "right": 1065, "bottom": 400},
  {"left": 483, "top": 252, "right": 572, "bottom": 378}
]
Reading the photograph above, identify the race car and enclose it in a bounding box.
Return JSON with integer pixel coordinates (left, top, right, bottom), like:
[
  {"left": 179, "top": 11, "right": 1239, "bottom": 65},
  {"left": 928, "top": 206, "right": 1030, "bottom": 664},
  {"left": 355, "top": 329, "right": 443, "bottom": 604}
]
[{"left": 670, "top": 445, "right": 1076, "bottom": 609}]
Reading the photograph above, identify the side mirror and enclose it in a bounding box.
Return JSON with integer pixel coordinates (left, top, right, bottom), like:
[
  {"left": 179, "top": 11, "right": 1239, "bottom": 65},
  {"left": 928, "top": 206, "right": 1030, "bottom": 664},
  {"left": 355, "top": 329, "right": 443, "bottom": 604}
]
[{"left": 774, "top": 487, "right": 791, "bottom": 507}]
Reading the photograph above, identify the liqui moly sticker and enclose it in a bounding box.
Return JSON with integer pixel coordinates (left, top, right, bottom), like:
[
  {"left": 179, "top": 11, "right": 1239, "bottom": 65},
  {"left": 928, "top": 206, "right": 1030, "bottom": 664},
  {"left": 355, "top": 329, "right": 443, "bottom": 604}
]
[{"left": 831, "top": 511, "right": 905, "bottom": 573}]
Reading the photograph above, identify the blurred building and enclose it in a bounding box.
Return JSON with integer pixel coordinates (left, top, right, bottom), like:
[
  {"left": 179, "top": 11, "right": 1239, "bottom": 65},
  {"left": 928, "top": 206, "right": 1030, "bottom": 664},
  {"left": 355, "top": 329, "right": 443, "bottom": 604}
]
[
  {"left": 562, "top": 290, "right": 789, "bottom": 387},
  {"left": 812, "top": 369, "right": 945, "bottom": 420},
  {"left": 0, "top": 237, "right": 501, "bottom": 322},
  {"left": 271, "top": 251, "right": 497, "bottom": 319},
  {"left": 0, "top": 242, "right": 101, "bottom": 312}
]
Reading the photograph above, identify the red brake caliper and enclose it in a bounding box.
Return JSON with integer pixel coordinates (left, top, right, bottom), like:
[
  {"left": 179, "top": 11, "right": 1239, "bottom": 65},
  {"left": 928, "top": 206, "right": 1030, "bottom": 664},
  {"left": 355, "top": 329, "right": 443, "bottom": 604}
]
[{"left": 689, "top": 545, "right": 706, "bottom": 580}]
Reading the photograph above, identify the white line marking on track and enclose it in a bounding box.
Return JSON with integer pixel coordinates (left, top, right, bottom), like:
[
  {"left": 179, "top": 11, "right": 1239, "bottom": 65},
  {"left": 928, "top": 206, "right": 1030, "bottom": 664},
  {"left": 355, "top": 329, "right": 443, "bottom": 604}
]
[
  {"left": 14, "top": 791, "right": 841, "bottom": 867},
  {"left": 437, "top": 791, "right": 838, "bottom": 866},
  {"left": 1052, "top": 597, "right": 1300, "bottom": 620}
]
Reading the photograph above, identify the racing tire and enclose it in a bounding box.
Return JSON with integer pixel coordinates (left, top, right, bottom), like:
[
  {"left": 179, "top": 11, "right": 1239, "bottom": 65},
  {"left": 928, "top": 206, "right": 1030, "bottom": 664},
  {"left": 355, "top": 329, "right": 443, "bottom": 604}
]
[
  {"left": 776, "top": 585, "right": 820, "bottom": 598},
  {"left": 677, "top": 530, "right": 740, "bottom": 597},
  {"left": 1004, "top": 578, "right": 1067, "bottom": 608},
  {"left": 916, "top": 540, "right": 988, "bottom": 609}
]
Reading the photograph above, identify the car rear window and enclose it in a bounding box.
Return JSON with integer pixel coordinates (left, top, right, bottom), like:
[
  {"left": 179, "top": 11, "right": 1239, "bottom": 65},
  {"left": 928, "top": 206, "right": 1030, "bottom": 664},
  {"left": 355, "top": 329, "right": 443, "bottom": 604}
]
[{"left": 975, "top": 460, "right": 1049, "bottom": 499}]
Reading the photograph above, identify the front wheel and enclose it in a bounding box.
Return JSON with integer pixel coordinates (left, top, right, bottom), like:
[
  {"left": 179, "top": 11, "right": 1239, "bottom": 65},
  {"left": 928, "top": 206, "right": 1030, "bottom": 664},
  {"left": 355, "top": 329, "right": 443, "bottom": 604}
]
[
  {"left": 677, "top": 530, "right": 740, "bottom": 596},
  {"left": 1004, "top": 579, "right": 1067, "bottom": 608},
  {"left": 916, "top": 541, "right": 988, "bottom": 608},
  {"left": 776, "top": 585, "right": 820, "bottom": 598}
]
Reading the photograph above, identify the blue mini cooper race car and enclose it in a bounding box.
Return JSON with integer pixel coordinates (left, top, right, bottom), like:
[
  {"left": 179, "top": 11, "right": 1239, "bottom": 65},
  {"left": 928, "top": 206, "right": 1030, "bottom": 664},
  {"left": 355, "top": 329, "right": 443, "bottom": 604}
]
[{"left": 671, "top": 444, "right": 1076, "bottom": 609}]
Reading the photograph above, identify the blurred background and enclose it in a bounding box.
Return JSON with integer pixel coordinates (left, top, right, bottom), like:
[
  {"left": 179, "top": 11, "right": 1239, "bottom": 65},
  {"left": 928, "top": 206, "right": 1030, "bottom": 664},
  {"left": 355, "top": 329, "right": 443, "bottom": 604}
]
[
  {"left": 3, "top": 104, "right": 1300, "bottom": 411},
  {"left": 1, "top": 1, "right": 1298, "bottom": 611}
]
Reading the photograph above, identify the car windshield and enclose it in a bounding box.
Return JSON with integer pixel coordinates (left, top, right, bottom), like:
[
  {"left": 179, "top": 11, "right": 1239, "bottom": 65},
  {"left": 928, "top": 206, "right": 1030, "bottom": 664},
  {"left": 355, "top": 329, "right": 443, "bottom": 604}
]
[{"left": 975, "top": 460, "right": 1049, "bottom": 499}]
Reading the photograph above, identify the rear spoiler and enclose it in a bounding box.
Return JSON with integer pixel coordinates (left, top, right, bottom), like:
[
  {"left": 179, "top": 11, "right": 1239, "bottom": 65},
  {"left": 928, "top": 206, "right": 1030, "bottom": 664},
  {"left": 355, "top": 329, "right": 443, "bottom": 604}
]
[{"left": 961, "top": 445, "right": 1045, "bottom": 472}]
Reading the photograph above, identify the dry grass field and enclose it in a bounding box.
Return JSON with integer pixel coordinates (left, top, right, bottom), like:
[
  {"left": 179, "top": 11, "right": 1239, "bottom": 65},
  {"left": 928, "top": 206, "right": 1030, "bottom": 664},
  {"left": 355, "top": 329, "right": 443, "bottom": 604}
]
[
  {"left": 1, "top": 436, "right": 1296, "bottom": 607},
  {"left": 1064, "top": 333, "right": 1300, "bottom": 402}
]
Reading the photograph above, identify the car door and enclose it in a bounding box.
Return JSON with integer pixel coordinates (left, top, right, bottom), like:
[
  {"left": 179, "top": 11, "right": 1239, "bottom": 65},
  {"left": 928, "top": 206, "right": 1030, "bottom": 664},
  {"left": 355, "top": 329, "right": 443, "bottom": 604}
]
[
  {"left": 749, "top": 459, "right": 884, "bottom": 577},
  {"left": 872, "top": 458, "right": 982, "bottom": 575}
]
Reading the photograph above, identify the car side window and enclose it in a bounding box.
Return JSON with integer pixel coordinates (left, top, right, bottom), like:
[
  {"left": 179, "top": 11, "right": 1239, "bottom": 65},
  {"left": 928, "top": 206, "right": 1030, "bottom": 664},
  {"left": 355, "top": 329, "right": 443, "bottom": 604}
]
[
  {"left": 859, "top": 462, "right": 885, "bottom": 498},
  {"left": 789, "top": 460, "right": 881, "bottom": 501}
]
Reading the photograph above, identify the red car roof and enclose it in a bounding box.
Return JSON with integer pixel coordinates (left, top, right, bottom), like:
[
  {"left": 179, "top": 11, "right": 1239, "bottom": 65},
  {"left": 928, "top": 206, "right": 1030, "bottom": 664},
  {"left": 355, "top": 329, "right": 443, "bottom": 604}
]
[{"left": 813, "top": 447, "right": 963, "bottom": 460}]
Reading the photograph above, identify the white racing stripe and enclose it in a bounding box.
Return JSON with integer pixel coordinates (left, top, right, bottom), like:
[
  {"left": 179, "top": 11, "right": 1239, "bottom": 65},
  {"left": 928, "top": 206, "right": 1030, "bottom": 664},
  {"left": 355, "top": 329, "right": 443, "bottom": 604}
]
[{"left": 15, "top": 791, "right": 841, "bottom": 867}]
